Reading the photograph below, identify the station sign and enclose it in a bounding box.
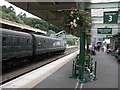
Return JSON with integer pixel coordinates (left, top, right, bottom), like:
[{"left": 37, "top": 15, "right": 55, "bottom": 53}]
[
  {"left": 106, "top": 35, "right": 113, "bottom": 38},
  {"left": 104, "top": 11, "right": 118, "bottom": 24},
  {"left": 103, "top": 37, "right": 107, "bottom": 41},
  {"left": 97, "top": 28, "right": 112, "bottom": 34}
]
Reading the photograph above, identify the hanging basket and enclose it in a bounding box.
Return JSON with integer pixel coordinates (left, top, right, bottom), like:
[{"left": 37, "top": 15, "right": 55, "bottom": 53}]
[{"left": 61, "top": 8, "right": 92, "bottom": 37}]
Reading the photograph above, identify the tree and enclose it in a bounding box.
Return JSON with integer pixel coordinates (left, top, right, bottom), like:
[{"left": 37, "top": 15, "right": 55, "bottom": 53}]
[
  {"left": 2, "top": 12, "right": 13, "bottom": 21},
  {"left": 2, "top": 5, "right": 15, "bottom": 14},
  {"left": 48, "top": 23, "right": 60, "bottom": 32},
  {"left": 23, "top": 17, "right": 49, "bottom": 31},
  {"left": 1, "top": 6, "right": 25, "bottom": 24},
  {"left": 8, "top": 6, "right": 15, "bottom": 13},
  {"left": 18, "top": 12, "right": 27, "bottom": 19},
  {"left": 0, "top": 5, "right": 61, "bottom": 33},
  {"left": 46, "top": 30, "right": 55, "bottom": 36},
  {"left": 66, "top": 39, "right": 75, "bottom": 46}
]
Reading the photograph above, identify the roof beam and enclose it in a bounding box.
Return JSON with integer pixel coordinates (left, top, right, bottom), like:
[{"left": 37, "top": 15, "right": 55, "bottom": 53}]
[
  {"left": 28, "top": 4, "right": 77, "bottom": 11},
  {"left": 86, "top": 2, "right": 120, "bottom": 9}
]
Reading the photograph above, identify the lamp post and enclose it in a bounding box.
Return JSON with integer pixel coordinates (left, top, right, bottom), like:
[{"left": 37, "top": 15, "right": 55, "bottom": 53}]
[{"left": 78, "top": 28, "right": 86, "bottom": 82}]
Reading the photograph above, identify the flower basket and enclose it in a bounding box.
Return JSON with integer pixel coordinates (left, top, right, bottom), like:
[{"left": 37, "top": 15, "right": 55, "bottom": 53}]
[{"left": 62, "top": 8, "right": 92, "bottom": 37}]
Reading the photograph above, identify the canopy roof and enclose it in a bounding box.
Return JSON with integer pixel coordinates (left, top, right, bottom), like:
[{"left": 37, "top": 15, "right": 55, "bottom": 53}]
[{"left": 7, "top": 1, "right": 87, "bottom": 29}]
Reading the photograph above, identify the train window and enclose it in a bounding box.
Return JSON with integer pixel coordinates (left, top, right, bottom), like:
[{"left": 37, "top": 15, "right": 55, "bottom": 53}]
[
  {"left": 13, "top": 37, "right": 17, "bottom": 46},
  {"left": 9, "top": 37, "right": 13, "bottom": 46},
  {"left": 21, "top": 38, "right": 27, "bottom": 46},
  {"left": 7, "top": 36, "right": 11, "bottom": 46},
  {"left": 27, "top": 39, "right": 30, "bottom": 44},
  {"left": 38, "top": 41, "right": 41, "bottom": 45},
  {"left": 44, "top": 40, "right": 45, "bottom": 43},
  {"left": 21, "top": 38, "right": 25, "bottom": 45},
  {"left": 17, "top": 38, "right": 20, "bottom": 46},
  {"left": 39, "top": 40, "right": 44, "bottom": 48},
  {"left": 2, "top": 37, "right": 7, "bottom": 46}
]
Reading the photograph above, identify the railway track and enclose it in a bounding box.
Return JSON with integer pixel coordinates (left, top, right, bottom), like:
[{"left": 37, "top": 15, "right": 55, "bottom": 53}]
[{"left": 2, "top": 47, "right": 78, "bottom": 84}]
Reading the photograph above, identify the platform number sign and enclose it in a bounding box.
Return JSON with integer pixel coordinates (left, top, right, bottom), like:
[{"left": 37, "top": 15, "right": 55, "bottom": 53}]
[{"left": 104, "top": 11, "right": 118, "bottom": 24}]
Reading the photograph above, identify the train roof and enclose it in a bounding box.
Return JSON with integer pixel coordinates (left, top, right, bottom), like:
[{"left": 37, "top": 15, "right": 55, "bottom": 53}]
[
  {"left": 1, "top": 28, "right": 32, "bottom": 37},
  {"left": 1, "top": 28, "right": 64, "bottom": 41},
  {"left": 0, "top": 19, "right": 47, "bottom": 35},
  {"left": 33, "top": 34, "right": 63, "bottom": 41}
]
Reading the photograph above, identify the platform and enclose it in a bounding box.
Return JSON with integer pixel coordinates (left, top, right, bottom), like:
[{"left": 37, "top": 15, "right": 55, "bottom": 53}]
[
  {"left": 33, "top": 52, "right": 118, "bottom": 89},
  {"left": 1, "top": 51, "right": 118, "bottom": 89},
  {"left": 33, "top": 57, "right": 78, "bottom": 88},
  {"left": 82, "top": 52, "right": 118, "bottom": 88}
]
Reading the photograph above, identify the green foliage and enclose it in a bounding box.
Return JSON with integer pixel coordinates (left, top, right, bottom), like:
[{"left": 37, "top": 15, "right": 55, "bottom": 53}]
[
  {"left": 0, "top": 5, "right": 60, "bottom": 33},
  {"left": 18, "top": 12, "right": 27, "bottom": 19},
  {"left": 9, "top": 12, "right": 25, "bottom": 24},
  {"left": 0, "top": 5, "right": 25, "bottom": 24},
  {"left": 63, "top": 10, "right": 92, "bottom": 37},
  {"left": 2, "top": 12, "right": 13, "bottom": 20},
  {"left": 46, "top": 30, "right": 55, "bottom": 36},
  {"left": 22, "top": 17, "right": 49, "bottom": 31},
  {"left": 48, "top": 23, "right": 60, "bottom": 33},
  {"left": 66, "top": 39, "right": 75, "bottom": 46},
  {"left": 1, "top": 5, "right": 15, "bottom": 14},
  {"left": 20, "top": 17, "right": 59, "bottom": 32}
]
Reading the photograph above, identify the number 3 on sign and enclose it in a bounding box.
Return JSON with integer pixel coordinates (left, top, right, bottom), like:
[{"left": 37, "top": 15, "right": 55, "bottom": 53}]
[{"left": 108, "top": 15, "right": 112, "bottom": 22}]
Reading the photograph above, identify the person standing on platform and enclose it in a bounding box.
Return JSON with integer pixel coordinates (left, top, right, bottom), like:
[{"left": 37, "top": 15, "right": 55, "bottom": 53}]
[
  {"left": 97, "top": 43, "right": 100, "bottom": 52},
  {"left": 89, "top": 44, "right": 95, "bottom": 55},
  {"left": 94, "top": 44, "right": 97, "bottom": 55}
]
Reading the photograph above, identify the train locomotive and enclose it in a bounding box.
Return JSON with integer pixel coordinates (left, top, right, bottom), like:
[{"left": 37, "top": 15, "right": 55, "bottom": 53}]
[{"left": 1, "top": 28, "right": 66, "bottom": 68}]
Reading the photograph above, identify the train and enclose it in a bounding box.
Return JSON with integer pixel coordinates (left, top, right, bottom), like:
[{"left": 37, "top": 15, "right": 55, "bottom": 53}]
[{"left": 1, "top": 28, "right": 66, "bottom": 68}]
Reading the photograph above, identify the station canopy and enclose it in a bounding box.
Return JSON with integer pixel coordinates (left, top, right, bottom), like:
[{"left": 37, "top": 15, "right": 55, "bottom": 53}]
[{"left": 6, "top": 1, "right": 87, "bottom": 29}]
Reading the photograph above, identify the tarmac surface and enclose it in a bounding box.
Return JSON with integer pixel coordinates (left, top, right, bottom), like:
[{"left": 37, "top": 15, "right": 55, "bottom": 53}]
[
  {"left": 83, "top": 52, "right": 118, "bottom": 88},
  {"left": 33, "top": 60, "right": 76, "bottom": 88},
  {"left": 33, "top": 52, "right": 119, "bottom": 89}
]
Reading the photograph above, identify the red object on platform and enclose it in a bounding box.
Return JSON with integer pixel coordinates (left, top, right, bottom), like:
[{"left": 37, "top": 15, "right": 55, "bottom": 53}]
[
  {"left": 70, "top": 7, "right": 75, "bottom": 11},
  {"left": 101, "top": 48, "right": 104, "bottom": 52}
]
